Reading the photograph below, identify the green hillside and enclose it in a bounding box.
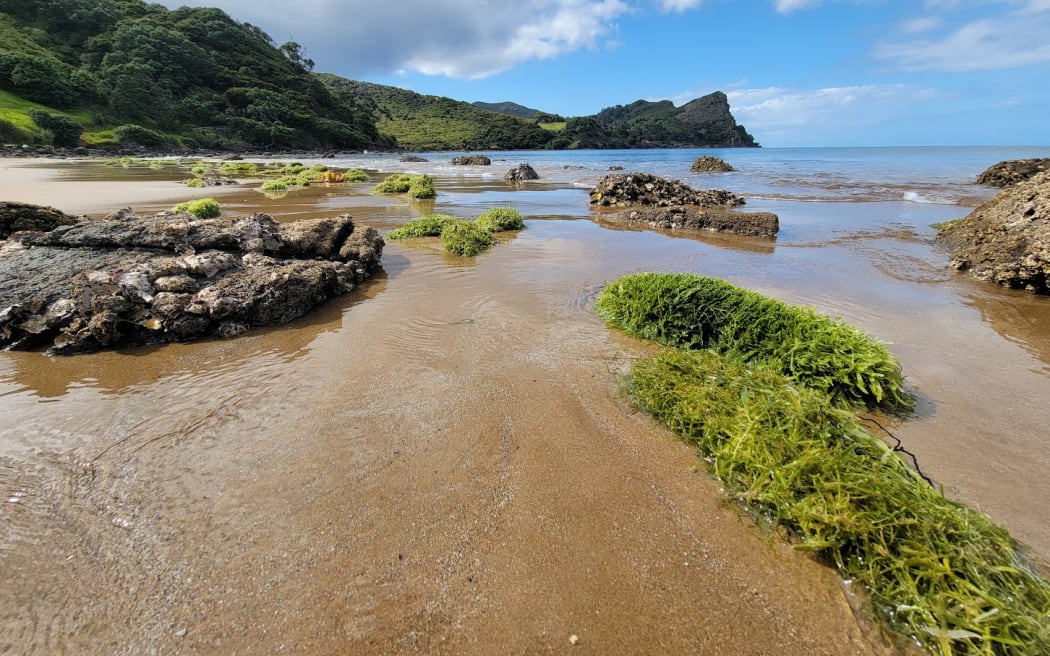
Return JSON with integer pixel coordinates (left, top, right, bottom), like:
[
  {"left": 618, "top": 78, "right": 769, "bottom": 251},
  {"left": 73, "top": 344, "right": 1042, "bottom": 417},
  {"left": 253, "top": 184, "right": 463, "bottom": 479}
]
[
  {"left": 471, "top": 100, "right": 542, "bottom": 119},
  {"left": 321, "top": 77, "right": 553, "bottom": 152},
  {"left": 0, "top": 0, "right": 393, "bottom": 150}
]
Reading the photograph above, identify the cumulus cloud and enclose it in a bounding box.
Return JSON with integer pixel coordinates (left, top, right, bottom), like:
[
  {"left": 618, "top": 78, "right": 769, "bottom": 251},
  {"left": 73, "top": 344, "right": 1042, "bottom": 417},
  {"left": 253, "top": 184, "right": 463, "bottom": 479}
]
[
  {"left": 725, "top": 85, "right": 940, "bottom": 144},
  {"left": 876, "top": 1, "right": 1050, "bottom": 71},
  {"left": 658, "top": 0, "right": 704, "bottom": 10},
  {"left": 156, "top": 0, "right": 631, "bottom": 79}
]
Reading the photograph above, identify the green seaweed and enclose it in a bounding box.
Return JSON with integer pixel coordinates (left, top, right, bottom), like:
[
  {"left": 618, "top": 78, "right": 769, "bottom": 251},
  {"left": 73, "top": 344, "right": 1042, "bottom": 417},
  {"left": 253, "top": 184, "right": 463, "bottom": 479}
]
[
  {"left": 624, "top": 348, "right": 1050, "bottom": 656},
  {"left": 441, "top": 220, "right": 495, "bottom": 256},
  {"left": 387, "top": 214, "right": 459, "bottom": 240},
  {"left": 344, "top": 168, "right": 369, "bottom": 182},
  {"left": 370, "top": 173, "right": 414, "bottom": 194},
  {"left": 596, "top": 273, "right": 912, "bottom": 411},
  {"left": 407, "top": 173, "right": 437, "bottom": 199},
  {"left": 171, "top": 197, "right": 220, "bottom": 219},
  {"left": 475, "top": 207, "right": 525, "bottom": 232}
]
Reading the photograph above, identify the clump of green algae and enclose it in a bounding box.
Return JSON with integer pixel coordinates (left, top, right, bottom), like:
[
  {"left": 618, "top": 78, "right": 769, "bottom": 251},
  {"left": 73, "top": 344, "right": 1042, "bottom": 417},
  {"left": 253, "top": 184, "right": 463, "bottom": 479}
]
[
  {"left": 597, "top": 273, "right": 1050, "bottom": 656},
  {"left": 387, "top": 208, "right": 525, "bottom": 257}
]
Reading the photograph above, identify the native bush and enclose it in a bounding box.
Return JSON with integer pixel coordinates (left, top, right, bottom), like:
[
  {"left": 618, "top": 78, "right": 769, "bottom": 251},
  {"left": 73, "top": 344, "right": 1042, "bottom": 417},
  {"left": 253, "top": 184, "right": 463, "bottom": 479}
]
[
  {"left": 475, "top": 207, "right": 524, "bottom": 232},
  {"left": 172, "top": 197, "right": 220, "bottom": 219},
  {"left": 387, "top": 214, "right": 459, "bottom": 240},
  {"left": 0, "top": 118, "right": 29, "bottom": 143},
  {"left": 441, "top": 220, "right": 495, "bottom": 256},
  {"left": 113, "top": 123, "right": 168, "bottom": 147},
  {"left": 625, "top": 348, "right": 1050, "bottom": 655},
  {"left": 29, "top": 110, "right": 81, "bottom": 147},
  {"left": 596, "top": 273, "right": 912, "bottom": 410}
]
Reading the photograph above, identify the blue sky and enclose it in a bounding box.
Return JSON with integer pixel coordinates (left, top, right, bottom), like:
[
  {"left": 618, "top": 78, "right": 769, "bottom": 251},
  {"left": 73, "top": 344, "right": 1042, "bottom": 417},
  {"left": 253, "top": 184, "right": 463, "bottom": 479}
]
[{"left": 156, "top": 0, "right": 1050, "bottom": 147}]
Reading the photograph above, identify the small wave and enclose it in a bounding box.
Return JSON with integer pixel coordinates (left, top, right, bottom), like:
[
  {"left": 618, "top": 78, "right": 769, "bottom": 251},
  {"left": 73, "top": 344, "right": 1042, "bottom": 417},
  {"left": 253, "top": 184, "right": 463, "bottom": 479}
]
[{"left": 903, "top": 190, "right": 953, "bottom": 205}]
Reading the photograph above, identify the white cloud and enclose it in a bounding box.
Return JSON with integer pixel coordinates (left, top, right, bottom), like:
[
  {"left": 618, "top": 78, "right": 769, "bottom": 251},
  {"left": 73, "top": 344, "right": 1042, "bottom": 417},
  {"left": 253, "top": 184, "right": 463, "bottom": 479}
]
[
  {"left": 155, "top": 0, "right": 630, "bottom": 79},
  {"left": 724, "top": 85, "right": 941, "bottom": 144},
  {"left": 772, "top": 0, "right": 825, "bottom": 12},
  {"left": 877, "top": 1, "right": 1050, "bottom": 71},
  {"left": 659, "top": 0, "right": 704, "bottom": 10},
  {"left": 899, "top": 17, "right": 942, "bottom": 34}
]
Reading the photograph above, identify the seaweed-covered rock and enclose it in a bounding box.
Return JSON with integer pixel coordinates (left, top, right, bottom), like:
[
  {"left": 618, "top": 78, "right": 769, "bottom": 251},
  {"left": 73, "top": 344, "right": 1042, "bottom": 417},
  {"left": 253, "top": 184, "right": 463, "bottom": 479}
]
[
  {"left": 0, "top": 211, "right": 384, "bottom": 354},
  {"left": 0, "top": 202, "right": 80, "bottom": 239},
  {"left": 590, "top": 172, "right": 743, "bottom": 208},
  {"left": 399, "top": 154, "right": 428, "bottom": 162},
  {"left": 976, "top": 158, "right": 1050, "bottom": 188},
  {"left": 451, "top": 155, "right": 491, "bottom": 166},
  {"left": 938, "top": 170, "right": 1050, "bottom": 293},
  {"left": 691, "top": 156, "right": 735, "bottom": 173},
  {"left": 504, "top": 163, "right": 540, "bottom": 181}
]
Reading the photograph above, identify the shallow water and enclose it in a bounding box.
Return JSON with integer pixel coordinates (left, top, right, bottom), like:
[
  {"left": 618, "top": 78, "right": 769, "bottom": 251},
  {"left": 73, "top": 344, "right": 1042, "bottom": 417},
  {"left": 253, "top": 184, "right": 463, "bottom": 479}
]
[{"left": 2, "top": 150, "right": 1049, "bottom": 652}]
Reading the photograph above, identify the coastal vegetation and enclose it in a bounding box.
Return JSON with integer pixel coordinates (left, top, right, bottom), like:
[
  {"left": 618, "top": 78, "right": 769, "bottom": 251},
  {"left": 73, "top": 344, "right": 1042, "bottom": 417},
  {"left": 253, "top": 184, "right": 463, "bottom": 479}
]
[{"left": 599, "top": 273, "right": 1050, "bottom": 654}]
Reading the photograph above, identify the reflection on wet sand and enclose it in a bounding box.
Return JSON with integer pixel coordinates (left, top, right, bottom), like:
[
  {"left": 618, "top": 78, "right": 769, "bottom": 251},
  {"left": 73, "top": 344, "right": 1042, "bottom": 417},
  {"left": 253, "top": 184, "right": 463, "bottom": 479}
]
[
  {"left": 963, "top": 283, "right": 1050, "bottom": 372},
  {"left": 592, "top": 213, "right": 777, "bottom": 254}
]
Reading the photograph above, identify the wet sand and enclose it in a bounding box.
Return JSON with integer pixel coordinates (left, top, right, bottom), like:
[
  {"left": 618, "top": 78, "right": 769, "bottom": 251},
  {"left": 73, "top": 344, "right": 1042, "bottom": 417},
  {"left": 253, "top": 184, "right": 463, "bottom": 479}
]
[{"left": 3, "top": 158, "right": 1048, "bottom": 654}]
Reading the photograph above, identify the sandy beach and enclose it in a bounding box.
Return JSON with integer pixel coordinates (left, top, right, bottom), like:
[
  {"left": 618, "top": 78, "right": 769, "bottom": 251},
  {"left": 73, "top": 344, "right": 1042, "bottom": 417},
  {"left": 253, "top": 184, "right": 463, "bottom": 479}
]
[{"left": 0, "top": 159, "right": 919, "bottom": 654}]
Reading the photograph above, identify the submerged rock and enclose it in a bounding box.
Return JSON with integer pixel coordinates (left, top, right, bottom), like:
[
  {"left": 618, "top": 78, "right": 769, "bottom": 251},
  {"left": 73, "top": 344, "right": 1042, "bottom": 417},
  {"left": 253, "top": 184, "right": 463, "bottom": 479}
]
[
  {"left": 589, "top": 172, "right": 775, "bottom": 238},
  {"left": 451, "top": 155, "right": 491, "bottom": 166},
  {"left": 976, "top": 158, "right": 1050, "bottom": 188},
  {"left": 0, "top": 209, "right": 384, "bottom": 354},
  {"left": 690, "top": 156, "right": 735, "bottom": 173},
  {"left": 504, "top": 163, "right": 540, "bottom": 181},
  {"left": 938, "top": 170, "right": 1050, "bottom": 293}
]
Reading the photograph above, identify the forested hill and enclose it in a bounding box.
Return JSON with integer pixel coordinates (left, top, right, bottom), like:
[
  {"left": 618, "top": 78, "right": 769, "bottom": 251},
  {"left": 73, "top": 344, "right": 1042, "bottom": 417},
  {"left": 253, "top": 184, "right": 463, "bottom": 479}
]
[
  {"left": 0, "top": 0, "right": 759, "bottom": 152},
  {"left": 319, "top": 77, "right": 553, "bottom": 151},
  {"left": 0, "top": 0, "right": 394, "bottom": 150}
]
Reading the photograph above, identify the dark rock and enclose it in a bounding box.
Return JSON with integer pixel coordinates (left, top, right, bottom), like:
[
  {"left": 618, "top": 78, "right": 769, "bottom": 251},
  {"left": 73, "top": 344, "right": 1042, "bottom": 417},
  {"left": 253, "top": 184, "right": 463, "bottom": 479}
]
[
  {"left": 691, "top": 156, "right": 735, "bottom": 173},
  {"left": 0, "top": 211, "right": 384, "bottom": 354},
  {"left": 590, "top": 172, "right": 744, "bottom": 208},
  {"left": 451, "top": 155, "right": 492, "bottom": 166},
  {"left": 612, "top": 206, "right": 778, "bottom": 238},
  {"left": 976, "top": 158, "right": 1050, "bottom": 187},
  {"left": 399, "top": 155, "right": 428, "bottom": 162},
  {"left": 0, "top": 202, "right": 81, "bottom": 239},
  {"left": 504, "top": 163, "right": 540, "bottom": 182},
  {"left": 608, "top": 165, "right": 624, "bottom": 171},
  {"left": 589, "top": 172, "right": 773, "bottom": 238},
  {"left": 938, "top": 170, "right": 1050, "bottom": 293}
]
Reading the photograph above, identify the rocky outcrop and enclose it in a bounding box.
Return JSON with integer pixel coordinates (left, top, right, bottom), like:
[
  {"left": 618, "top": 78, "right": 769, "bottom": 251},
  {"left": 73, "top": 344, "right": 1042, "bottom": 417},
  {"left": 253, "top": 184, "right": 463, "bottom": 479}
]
[
  {"left": 504, "top": 163, "right": 539, "bottom": 181},
  {"left": 0, "top": 208, "right": 383, "bottom": 354},
  {"left": 0, "top": 202, "right": 80, "bottom": 239},
  {"left": 400, "top": 154, "right": 428, "bottom": 162},
  {"left": 590, "top": 172, "right": 743, "bottom": 208},
  {"left": 691, "top": 156, "right": 734, "bottom": 173},
  {"left": 451, "top": 155, "right": 491, "bottom": 166},
  {"left": 589, "top": 172, "right": 776, "bottom": 238},
  {"left": 976, "top": 159, "right": 1050, "bottom": 187},
  {"left": 938, "top": 171, "right": 1050, "bottom": 293}
]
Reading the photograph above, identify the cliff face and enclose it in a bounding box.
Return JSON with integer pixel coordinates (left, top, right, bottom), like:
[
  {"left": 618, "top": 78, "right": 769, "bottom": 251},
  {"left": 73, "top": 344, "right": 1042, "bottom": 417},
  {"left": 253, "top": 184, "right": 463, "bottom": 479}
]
[
  {"left": 550, "top": 91, "right": 758, "bottom": 149},
  {"left": 675, "top": 91, "right": 758, "bottom": 147}
]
